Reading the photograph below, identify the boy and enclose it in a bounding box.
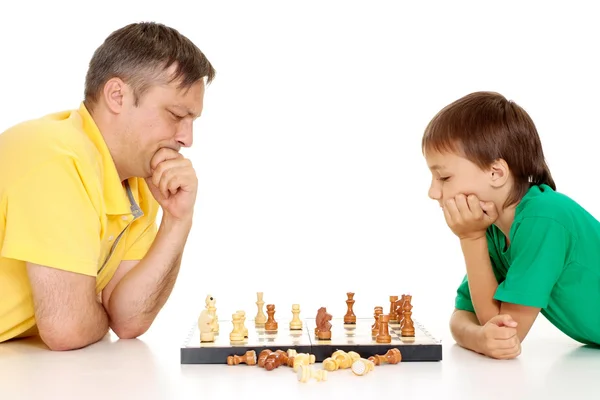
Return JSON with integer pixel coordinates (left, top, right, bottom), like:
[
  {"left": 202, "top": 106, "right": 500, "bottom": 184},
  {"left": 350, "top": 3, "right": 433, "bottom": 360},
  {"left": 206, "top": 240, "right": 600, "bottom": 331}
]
[{"left": 422, "top": 91, "right": 600, "bottom": 359}]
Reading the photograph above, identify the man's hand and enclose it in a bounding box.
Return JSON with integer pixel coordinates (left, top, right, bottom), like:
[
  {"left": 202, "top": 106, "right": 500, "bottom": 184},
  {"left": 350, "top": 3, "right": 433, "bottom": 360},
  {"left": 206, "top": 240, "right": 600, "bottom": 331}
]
[
  {"left": 477, "top": 314, "right": 521, "bottom": 359},
  {"left": 146, "top": 148, "right": 198, "bottom": 222},
  {"left": 443, "top": 194, "right": 498, "bottom": 241}
]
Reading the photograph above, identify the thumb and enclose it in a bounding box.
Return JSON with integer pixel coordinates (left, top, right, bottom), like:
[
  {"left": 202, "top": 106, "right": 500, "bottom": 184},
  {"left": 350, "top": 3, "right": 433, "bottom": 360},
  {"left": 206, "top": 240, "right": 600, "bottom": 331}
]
[
  {"left": 480, "top": 201, "right": 499, "bottom": 218},
  {"left": 492, "top": 314, "right": 518, "bottom": 327}
]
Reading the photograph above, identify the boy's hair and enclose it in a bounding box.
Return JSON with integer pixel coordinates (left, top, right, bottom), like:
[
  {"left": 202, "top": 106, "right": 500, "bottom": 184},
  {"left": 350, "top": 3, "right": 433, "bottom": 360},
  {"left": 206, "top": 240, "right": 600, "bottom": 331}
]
[
  {"left": 422, "top": 91, "right": 555, "bottom": 208},
  {"left": 84, "top": 22, "right": 216, "bottom": 109}
]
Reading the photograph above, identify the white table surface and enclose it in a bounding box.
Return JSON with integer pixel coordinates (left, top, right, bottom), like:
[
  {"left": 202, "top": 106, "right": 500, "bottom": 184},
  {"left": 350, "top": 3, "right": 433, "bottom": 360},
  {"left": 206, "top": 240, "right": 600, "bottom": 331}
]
[{"left": 1, "top": 314, "right": 598, "bottom": 400}]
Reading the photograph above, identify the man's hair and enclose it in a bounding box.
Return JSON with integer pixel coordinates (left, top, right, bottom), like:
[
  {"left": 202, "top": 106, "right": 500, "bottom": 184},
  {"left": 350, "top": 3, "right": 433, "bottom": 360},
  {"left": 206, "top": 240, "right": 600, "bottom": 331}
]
[
  {"left": 421, "top": 91, "right": 555, "bottom": 208},
  {"left": 84, "top": 22, "right": 216, "bottom": 109}
]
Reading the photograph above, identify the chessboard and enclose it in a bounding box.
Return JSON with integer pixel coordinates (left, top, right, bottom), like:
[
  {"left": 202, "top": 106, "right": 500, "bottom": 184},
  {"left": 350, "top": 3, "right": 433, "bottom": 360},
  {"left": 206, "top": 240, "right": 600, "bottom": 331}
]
[{"left": 180, "top": 317, "right": 442, "bottom": 364}]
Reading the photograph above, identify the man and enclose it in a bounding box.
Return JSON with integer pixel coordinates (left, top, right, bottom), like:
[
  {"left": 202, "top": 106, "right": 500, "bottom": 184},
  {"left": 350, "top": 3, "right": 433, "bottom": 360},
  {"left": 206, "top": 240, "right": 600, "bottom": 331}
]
[{"left": 0, "top": 22, "right": 215, "bottom": 350}]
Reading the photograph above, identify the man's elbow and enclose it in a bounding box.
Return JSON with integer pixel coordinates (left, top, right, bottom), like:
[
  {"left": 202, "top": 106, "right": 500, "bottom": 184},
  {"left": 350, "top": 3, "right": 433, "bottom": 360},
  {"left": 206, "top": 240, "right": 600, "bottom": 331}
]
[
  {"left": 40, "top": 326, "right": 108, "bottom": 351},
  {"left": 111, "top": 320, "right": 151, "bottom": 340}
]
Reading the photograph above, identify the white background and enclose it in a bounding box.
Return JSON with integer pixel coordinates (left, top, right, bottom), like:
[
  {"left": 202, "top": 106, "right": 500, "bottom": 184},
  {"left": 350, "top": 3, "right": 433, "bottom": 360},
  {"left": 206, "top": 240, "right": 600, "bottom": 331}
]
[{"left": 1, "top": 0, "right": 599, "bottom": 345}]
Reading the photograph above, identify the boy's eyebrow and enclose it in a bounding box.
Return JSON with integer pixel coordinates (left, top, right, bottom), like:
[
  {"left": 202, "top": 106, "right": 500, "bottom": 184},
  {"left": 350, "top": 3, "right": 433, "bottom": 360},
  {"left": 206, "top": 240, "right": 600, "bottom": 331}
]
[{"left": 429, "top": 164, "right": 446, "bottom": 170}]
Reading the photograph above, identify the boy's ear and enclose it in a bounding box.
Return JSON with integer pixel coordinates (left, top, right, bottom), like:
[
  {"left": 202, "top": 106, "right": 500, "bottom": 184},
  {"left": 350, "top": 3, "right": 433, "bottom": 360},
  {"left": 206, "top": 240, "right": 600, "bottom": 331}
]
[{"left": 489, "top": 158, "right": 510, "bottom": 188}]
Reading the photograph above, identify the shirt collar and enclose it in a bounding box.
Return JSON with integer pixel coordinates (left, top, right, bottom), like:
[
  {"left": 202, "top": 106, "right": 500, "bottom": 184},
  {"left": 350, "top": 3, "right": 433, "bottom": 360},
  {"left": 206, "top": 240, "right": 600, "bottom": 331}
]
[{"left": 77, "top": 102, "right": 132, "bottom": 216}]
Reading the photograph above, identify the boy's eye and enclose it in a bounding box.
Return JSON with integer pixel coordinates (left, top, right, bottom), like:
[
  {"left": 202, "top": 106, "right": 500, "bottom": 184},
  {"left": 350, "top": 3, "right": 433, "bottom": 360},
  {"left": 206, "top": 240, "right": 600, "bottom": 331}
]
[{"left": 438, "top": 176, "right": 450, "bottom": 181}]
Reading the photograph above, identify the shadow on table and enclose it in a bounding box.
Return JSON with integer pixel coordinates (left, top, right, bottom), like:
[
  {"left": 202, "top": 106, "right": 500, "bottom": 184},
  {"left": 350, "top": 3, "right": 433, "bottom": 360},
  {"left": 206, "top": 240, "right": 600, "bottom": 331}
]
[{"left": 0, "top": 333, "right": 170, "bottom": 399}]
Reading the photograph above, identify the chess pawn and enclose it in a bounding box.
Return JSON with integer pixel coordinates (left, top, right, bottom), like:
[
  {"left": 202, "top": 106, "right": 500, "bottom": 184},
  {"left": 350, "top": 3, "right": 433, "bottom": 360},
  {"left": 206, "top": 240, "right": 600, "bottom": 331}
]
[
  {"left": 344, "top": 292, "right": 356, "bottom": 324},
  {"left": 265, "top": 304, "right": 278, "bottom": 331},
  {"left": 297, "top": 365, "right": 327, "bottom": 383},
  {"left": 229, "top": 313, "right": 245, "bottom": 342},
  {"left": 376, "top": 314, "right": 392, "bottom": 343},
  {"left": 227, "top": 350, "right": 257, "bottom": 365},
  {"left": 198, "top": 309, "right": 215, "bottom": 342},
  {"left": 236, "top": 310, "right": 248, "bottom": 337},
  {"left": 389, "top": 295, "right": 399, "bottom": 322},
  {"left": 255, "top": 292, "right": 267, "bottom": 326},
  {"left": 205, "top": 294, "right": 219, "bottom": 333},
  {"left": 292, "top": 353, "right": 316, "bottom": 371},
  {"left": 351, "top": 358, "right": 375, "bottom": 376},
  {"left": 372, "top": 306, "right": 383, "bottom": 336},
  {"left": 368, "top": 348, "right": 402, "bottom": 365},
  {"left": 290, "top": 304, "right": 302, "bottom": 330}
]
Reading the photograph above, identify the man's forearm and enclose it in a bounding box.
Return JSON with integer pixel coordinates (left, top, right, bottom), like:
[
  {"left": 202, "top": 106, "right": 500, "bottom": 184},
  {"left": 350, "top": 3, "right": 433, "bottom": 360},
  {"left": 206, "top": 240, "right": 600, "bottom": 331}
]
[
  {"left": 460, "top": 237, "right": 500, "bottom": 324},
  {"left": 106, "top": 216, "right": 191, "bottom": 337},
  {"left": 450, "top": 309, "right": 484, "bottom": 354}
]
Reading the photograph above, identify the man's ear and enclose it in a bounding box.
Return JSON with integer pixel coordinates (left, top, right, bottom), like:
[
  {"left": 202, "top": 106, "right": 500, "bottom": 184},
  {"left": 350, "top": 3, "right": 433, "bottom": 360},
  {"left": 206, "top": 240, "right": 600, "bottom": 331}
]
[
  {"left": 102, "top": 77, "right": 127, "bottom": 114},
  {"left": 489, "top": 158, "right": 510, "bottom": 188}
]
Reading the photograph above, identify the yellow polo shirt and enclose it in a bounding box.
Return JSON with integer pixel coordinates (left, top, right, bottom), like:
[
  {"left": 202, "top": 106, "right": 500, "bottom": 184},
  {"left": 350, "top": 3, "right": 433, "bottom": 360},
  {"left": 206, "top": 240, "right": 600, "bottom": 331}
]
[{"left": 0, "top": 103, "right": 159, "bottom": 343}]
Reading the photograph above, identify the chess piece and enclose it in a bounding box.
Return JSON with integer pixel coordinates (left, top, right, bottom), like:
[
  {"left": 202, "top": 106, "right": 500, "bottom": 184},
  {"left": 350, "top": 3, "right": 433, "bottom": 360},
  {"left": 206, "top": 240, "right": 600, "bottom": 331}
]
[
  {"left": 397, "top": 294, "right": 407, "bottom": 327},
  {"left": 344, "top": 292, "right": 356, "bottom": 324},
  {"left": 351, "top": 358, "right": 375, "bottom": 376},
  {"left": 297, "top": 365, "right": 327, "bottom": 383},
  {"left": 205, "top": 295, "right": 219, "bottom": 333},
  {"left": 292, "top": 353, "right": 316, "bottom": 371},
  {"left": 265, "top": 304, "right": 278, "bottom": 331},
  {"left": 236, "top": 310, "right": 248, "bottom": 337},
  {"left": 257, "top": 349, "right": 273, "bottom": 367},
  {"left": 376, "top": 314, "right": 392, "bottom": 343},
  {"left": 401, "top": 296, "right": 415, "bottom": 337},
  {"left": 372, "top": 306, "right": 383, "bottom": 336},
  {"left": 227, "top": 350, "right": 257, "bottom": 365},
  {"left": 323, "top": 349, "right": 359, "bottom": 370},
  {"left": 290, "top": 304, "right": 302, "bottom": 330},
  {"left": 264, "top": 351, "right": 284, "bottom": 371},
  {"left": 229, "top": 312, "right": 245, "bottom": 342},
  {"left": 198, "top": 309, "right": 215, "bottom": 342},
  {"left": 368, "top": 348, "right": 402, "bottom": 365},
  {"left": 255, "top": 292, "right": 267, "bottom": 326},
  {"left": 389, "top": 295, "right": 399, "bottom": 322},
  {"left": 315, "top": 307, "right": 332, "bottom": 340}
]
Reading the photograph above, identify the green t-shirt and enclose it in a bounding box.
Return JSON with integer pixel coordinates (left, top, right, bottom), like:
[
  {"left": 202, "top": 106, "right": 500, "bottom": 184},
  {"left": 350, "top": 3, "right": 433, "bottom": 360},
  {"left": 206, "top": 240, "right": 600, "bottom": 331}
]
[{"left": 455, "top": 184, "right": 600, "bottom": 346}]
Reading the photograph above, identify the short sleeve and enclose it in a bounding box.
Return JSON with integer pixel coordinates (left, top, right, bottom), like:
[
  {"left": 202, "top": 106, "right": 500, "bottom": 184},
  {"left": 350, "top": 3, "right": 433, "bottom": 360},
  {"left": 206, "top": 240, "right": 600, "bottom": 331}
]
[
  {"left": 455, "top": 274, "right": 476, "bottom": 312},
  {"left": 1, "top": 157, "right": 101, "bottom": 276},
  {"left": 493, "top": 217, "right": 570, "bottom": 308},
  {"left": 122, "top": 220, "right": 158, "bottom": 260}
]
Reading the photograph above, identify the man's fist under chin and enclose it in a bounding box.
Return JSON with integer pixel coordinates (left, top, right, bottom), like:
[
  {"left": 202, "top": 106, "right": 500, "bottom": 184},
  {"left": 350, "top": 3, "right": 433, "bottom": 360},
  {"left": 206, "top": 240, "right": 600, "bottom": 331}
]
[{"left": 145, "top": 147, "right": 198, "bottom": 222}]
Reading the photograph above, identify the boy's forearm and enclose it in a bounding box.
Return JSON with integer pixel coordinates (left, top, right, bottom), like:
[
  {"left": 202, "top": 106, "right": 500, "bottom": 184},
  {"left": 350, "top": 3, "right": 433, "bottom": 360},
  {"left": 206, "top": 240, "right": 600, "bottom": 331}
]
[
  {"left": 106, "top": 216, "right": 191, "bottom": 337},
  {"left": 450, "top": 309, "right": 484, "bottom": 354},
  {"left": 460, "top": 237, "right": 500, "bottom": 324}
]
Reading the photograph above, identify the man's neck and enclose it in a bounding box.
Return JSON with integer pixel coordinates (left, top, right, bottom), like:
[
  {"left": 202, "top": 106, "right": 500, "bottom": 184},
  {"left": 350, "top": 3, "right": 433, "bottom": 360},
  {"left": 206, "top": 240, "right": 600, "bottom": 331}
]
[{"left": 88, "top": 105, "right": 130, "bottom": 182}]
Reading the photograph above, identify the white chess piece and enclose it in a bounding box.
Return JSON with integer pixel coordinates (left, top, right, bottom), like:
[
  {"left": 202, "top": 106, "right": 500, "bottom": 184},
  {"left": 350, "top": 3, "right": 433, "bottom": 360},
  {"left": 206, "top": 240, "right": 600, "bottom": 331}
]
[
  {"left": 198, "top": 309, "right": 215, "bottom": 342},
  {"left": 205, "top": 295, "right": 219, "bottom": 333}
]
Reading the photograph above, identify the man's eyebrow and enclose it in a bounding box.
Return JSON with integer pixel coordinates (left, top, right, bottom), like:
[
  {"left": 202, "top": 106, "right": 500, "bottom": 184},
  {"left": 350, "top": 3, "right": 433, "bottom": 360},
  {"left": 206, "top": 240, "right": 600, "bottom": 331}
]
[{"left": 171, "top": 105, "right": 201, "bottom": 119}]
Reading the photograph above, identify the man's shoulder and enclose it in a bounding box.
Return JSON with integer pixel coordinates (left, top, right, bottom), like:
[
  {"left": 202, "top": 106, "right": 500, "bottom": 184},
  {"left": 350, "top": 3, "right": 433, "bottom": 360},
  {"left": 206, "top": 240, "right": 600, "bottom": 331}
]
[{"left": 0, "top": 108, "right": 101, "bottom": 185}]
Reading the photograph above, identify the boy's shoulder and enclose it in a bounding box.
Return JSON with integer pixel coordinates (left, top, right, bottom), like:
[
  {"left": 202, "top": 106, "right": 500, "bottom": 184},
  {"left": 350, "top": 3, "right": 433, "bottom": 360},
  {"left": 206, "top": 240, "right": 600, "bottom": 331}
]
[{"left": 514, "top": 184, "right": 599, "bottom": 233}]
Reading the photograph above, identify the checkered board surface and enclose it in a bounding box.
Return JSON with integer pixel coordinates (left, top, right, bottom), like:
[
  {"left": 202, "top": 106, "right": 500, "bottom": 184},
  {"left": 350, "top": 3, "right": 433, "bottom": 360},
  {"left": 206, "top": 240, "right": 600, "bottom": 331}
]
[{"left": 181, "top": 318, "right": 442, "bottom": 364}]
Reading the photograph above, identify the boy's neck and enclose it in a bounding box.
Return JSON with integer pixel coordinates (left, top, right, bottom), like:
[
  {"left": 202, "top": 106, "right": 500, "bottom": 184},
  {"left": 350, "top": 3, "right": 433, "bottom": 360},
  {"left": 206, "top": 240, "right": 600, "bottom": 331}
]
[{"left": 494, "top": 204, "right": 517, "bottom": 246}]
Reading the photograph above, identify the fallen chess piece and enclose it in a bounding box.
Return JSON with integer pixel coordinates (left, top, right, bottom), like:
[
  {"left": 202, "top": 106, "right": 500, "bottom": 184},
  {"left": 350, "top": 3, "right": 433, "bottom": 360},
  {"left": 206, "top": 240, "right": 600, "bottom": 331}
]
[
  {"left": 227, "top": 350, "right": 257, "bottom": 365},
  {"left": 351, "top": 358, "right": 375, "bottom": 376},
  {"left": 323, "top": 350, "right": 360, "bottom": 371},
  {"left": 368, "top": 348, "right": 402, "bottom": 365},
  {"left": 292, "top": 353, "right": 316, "bottom": 371},
  {"left": 297, "top": 365, "right": 327, "bottom": 383}
]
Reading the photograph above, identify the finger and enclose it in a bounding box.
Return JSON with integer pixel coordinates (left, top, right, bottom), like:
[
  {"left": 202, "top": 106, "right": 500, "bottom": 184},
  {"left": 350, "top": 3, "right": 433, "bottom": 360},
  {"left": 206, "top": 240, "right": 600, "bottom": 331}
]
[
  {"left": 150, "top": 147, "right": 183, "bottom": 170},
  {"left": 491, "top": 314, "right": 518, "bottom": 328},
  {"left": 454, "top": 194, "right": 471, "bottom": 217},
  {"left": 151, "top": 158, "right": 192, "bottom": 188},
  {"left": 492, "top": 343, "right": 521, "bottom": 360},
  {"left": 490, "top": 326, "right": 518, "bottom": 341},
  {"left": 481, "top": 201, "right": 499, "bottom": 220},
  {"left": 158, "top": 166, "right": 197, "bottom": 197},
  {"left": 444, "top": 198, "right": 461, "bottom": 225},
  {"left": 467, "top": 194, "right": 483, "bottom": 219}
]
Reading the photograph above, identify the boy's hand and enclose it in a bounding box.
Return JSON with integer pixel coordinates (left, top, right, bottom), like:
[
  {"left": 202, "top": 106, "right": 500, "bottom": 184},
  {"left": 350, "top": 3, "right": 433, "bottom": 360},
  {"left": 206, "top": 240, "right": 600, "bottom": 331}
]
[
  {"left": 477, "top": 314, "right": 521, "bottom": 359},
  {"left": 443, "top": 194, "right": 498, "bottom": 241}
]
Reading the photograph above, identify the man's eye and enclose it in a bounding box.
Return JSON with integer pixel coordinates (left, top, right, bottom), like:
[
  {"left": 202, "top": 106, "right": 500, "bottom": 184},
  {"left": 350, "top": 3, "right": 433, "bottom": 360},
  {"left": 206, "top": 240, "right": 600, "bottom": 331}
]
[
  {"left": 170, "top": 111, "right": 184, "bottom": 120},
  {"left": 438, "top": 176, "right": 450, "bottom": 181}
]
